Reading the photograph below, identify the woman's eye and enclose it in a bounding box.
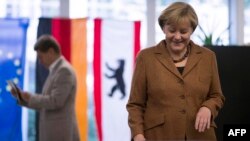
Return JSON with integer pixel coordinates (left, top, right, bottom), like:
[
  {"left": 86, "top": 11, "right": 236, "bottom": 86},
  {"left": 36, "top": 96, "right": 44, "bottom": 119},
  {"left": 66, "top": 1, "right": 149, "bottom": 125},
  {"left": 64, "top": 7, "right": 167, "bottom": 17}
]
[{"left": 168, "top": 29, "right": 175, "bottom": 33}]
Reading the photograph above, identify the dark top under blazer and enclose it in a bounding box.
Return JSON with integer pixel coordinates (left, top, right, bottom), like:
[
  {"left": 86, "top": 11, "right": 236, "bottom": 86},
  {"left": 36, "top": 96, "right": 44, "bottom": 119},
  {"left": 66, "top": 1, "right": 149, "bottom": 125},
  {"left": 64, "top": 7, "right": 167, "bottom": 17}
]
[{"left": 127, "top": 40, "right": 225, "bottom": 140}]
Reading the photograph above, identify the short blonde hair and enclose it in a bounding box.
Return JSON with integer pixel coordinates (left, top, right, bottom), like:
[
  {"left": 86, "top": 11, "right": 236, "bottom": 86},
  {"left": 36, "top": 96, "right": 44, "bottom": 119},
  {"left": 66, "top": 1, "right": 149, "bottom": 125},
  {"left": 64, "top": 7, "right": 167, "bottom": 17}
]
[{"left": 158, "top": 2, "right": 198, "bottom": 31}]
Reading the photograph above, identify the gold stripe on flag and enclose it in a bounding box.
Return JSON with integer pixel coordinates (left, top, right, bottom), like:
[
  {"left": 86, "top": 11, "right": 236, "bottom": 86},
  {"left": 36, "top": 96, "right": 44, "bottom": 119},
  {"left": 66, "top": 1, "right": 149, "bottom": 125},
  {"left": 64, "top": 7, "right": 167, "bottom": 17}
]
[{"left": 71, "top": 18, "right": 88, "bottom": 141}]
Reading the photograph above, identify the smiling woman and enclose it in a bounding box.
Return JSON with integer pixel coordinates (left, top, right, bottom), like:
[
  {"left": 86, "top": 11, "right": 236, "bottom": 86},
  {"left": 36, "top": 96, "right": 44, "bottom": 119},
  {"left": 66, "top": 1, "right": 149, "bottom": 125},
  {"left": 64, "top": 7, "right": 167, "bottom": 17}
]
[
  {"left": 127, "top": 2, "right": 225, "bottom": 141},
  {"left": 158, "top": 2, "right": 197, "bottom": 66}
]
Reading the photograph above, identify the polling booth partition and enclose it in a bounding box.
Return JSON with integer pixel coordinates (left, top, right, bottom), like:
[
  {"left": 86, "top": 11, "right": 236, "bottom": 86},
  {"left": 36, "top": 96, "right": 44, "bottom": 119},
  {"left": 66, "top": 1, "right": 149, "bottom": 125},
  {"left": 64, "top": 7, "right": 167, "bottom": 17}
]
[{"left": 209, "top": 46, "right": 250, "bottom": 140}]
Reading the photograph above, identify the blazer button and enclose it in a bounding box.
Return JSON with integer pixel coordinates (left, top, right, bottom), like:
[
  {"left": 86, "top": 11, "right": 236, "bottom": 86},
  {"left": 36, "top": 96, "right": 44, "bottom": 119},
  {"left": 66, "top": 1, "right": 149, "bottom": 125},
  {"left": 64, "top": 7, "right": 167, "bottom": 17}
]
[
  {"left": 180, "top": 95, "right": 185, "bottom": 99},
  {"left": 178, "top": 79, "right": 184, "bottom": 85},
  {"left": 180, "top": 109, "right": 186, "bottom": 114}
]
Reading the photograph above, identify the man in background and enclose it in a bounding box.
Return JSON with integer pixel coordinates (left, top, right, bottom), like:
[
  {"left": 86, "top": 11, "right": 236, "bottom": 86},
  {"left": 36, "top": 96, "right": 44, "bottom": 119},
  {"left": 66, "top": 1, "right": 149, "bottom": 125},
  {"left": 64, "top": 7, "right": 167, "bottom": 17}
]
[{"left": 10, "top": 35, "right": 79, "bottom": 141}]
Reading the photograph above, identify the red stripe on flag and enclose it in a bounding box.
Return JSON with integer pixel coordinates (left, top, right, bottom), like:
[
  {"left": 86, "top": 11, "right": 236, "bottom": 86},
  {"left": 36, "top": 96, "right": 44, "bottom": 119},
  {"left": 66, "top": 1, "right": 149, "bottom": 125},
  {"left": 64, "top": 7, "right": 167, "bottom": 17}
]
[
  {"left": 93, "top": 18, "right": 103, "bottom": 141},
  {"left": 51, "top": 19, "right": 71, "bottom": 62},
  {"left": 134, "top": 21, "right": 141, "bottom": 65}
]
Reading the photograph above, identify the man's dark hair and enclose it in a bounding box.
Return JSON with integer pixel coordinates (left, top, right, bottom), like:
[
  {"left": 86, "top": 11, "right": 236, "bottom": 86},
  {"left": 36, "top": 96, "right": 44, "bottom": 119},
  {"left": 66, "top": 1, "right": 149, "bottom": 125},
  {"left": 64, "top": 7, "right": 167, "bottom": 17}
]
[{"left": 34, "top": 35, "right": 61, "bottom": 54}]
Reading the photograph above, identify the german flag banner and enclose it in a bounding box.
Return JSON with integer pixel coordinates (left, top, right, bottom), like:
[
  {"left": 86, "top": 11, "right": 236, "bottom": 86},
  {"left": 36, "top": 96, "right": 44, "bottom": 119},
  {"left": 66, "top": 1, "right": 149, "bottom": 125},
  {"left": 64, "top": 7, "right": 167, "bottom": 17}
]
[
  {"left": 36, "top": 17, "right": 87, "bottom": 141},
  {"left": 93, "top": 18, "right": 141, "bottom": 141}
]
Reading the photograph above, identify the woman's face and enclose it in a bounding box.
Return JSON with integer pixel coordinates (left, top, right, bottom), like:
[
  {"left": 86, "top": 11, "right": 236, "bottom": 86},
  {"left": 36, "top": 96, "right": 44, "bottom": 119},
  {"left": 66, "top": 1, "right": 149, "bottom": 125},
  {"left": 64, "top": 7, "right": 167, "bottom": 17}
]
[{"left": 163, "top": 20, "right": 193, "bottom": 54}]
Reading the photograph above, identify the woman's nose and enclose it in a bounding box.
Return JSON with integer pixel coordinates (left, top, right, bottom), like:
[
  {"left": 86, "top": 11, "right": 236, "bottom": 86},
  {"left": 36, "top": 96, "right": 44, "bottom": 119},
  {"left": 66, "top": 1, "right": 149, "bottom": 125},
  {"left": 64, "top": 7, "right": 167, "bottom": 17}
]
[{"left": 173, "top": 32, "right": 181, "bottom": 39}]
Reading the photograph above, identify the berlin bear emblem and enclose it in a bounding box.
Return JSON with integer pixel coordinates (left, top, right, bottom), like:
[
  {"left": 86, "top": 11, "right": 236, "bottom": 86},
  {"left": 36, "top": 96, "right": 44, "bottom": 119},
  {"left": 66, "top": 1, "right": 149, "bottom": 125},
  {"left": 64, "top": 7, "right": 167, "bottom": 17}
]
[{"left": 105, "top": 59, "right": 126, "bottom": 100}]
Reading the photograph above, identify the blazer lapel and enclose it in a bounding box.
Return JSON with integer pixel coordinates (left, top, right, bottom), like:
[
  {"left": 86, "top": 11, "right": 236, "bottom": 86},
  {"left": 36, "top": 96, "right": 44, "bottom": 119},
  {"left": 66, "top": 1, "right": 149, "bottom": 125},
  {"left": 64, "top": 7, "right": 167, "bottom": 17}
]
[
  {"left": 42, "top": 72, "right": 52, "bottom": 94},
  {"left": 42, "top": 57, "right": 63, "bottom": 94},
  {"left": 182, "top": 42, "right": 202, "bottom": 77},
  {"left": 50, "top": 57, "right": 63, "bottom": 76},
  {"left": 154, "top": 40, "right": 183, "bottom": 79}
]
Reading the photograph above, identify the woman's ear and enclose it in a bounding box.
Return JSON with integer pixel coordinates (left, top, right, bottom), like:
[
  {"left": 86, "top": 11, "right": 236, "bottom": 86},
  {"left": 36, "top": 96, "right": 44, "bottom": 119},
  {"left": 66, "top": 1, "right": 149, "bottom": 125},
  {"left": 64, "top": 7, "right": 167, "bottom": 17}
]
[{"left": 162, "top": 25, "right": 167, "bottom": 34}]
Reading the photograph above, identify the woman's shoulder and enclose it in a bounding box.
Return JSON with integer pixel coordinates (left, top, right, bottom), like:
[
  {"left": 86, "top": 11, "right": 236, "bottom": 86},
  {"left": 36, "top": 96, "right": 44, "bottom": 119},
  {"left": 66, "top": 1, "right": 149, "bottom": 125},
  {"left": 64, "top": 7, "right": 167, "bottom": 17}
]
[
  {"left": 200, "top": 47, "right": 215, "bottom": 56},
  {"left": 139, "top": 46, "right": 155, "bottom": 54},
  {"left": 138, "top": 40, "right": 165, "bottom": 56},
  {"left": 191, "top": 41, "right": 215, "bottom": 56}
]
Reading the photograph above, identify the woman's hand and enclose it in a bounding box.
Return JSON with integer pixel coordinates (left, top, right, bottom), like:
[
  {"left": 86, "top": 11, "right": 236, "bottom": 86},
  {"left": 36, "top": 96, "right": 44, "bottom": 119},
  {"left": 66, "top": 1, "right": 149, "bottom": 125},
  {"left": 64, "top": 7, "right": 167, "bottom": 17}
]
[
  {"left": 195, "top": 106, "right": 211, "bottom": 132},
  {"left": 133, "top": 134, "right": 146, "bottom": 141}
]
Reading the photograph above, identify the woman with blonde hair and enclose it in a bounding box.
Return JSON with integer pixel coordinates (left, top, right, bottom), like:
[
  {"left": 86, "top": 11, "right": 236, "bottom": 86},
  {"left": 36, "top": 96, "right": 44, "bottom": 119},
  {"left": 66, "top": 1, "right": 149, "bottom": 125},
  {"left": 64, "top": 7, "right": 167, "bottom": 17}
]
[{"left": 127, "top": 2, "right": 225, "bottom": 141}]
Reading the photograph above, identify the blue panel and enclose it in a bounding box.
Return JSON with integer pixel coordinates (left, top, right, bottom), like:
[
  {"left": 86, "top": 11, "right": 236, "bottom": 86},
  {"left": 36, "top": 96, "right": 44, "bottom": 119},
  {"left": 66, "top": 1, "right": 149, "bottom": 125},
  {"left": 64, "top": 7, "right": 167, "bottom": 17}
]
[{"left": 0, "top": 18, "right": 29, "bottom": 141}]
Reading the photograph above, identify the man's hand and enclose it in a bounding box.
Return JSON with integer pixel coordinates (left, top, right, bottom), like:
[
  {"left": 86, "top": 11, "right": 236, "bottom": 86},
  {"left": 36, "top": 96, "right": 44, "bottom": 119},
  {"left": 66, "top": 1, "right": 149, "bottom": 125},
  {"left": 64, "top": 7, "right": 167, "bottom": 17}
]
[
  {"left": 10, "top": 88, "right": 18, "bottom": 98},
  {"left": 133, "top": 134, "right": 146, "bottom": 141},
  {"left": 195, "top": 107, "right": 211, "bottom": 132},
  {"left": 10, "top": 88, "right": 30, "bottom": 103},
  {"left": 21, "top": 92, "right": 31, "bottom": 103}
]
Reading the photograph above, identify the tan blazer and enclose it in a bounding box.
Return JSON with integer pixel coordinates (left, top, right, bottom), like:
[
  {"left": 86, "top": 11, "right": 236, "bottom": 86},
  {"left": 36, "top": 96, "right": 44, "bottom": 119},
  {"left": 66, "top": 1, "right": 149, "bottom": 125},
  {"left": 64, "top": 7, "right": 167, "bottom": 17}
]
[
  {"left": 127, "top": 40, "right": 225, "bottom": 140},
  {"left": 27, "top": 57, "right": 79, "bottom": 141}
]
